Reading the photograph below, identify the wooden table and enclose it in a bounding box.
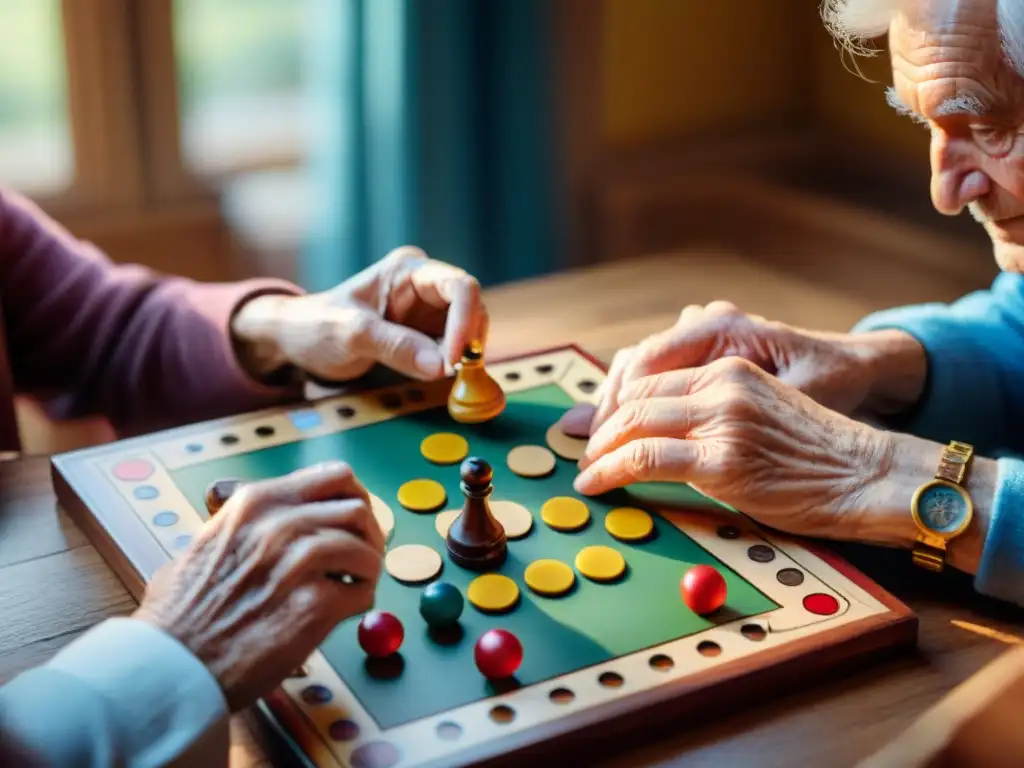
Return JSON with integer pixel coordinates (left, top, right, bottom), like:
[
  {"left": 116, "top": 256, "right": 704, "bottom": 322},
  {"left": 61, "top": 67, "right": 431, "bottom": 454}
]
[{"left": 2, "top": 250, "right": 1022, "bottom": 767}]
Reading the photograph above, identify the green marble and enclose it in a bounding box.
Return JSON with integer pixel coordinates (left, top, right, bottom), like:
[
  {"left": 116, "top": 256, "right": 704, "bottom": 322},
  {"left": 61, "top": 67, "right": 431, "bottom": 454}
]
[{"left": 170, "top": 384, "right": 777, "bottom": 729}]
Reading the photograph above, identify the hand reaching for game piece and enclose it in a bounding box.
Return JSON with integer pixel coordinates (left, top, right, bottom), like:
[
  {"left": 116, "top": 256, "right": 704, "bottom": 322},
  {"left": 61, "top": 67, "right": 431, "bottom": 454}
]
[
  {"left": 231, "top": 247, "right": 488, "bottom": 382},
  {"left": 132, "top": 461, "right": 385, "bottom": 712},
  {"left": 589, "top": 301, "right": 927, "bottom": 436},
  {"left": 574, "top": 357, "right": 914, "bottom": 545}
]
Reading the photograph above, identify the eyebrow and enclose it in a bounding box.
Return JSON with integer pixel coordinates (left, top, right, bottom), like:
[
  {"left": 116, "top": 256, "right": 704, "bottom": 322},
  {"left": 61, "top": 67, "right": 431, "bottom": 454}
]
[{"left": 885, "top": 85, "right": 988, "bottom": 122}]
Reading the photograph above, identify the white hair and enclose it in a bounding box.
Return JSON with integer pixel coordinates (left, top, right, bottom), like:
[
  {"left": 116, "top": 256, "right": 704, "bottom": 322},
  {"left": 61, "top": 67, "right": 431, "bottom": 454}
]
[{"left": 821, "top": 0, "right": 1024, "bottom": 77}]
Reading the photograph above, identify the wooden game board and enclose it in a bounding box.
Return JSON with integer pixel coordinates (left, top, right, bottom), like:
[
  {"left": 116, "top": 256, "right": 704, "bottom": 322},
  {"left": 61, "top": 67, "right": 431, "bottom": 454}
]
[{"left": 51, "top": 345, "right": 917, "bottom": 768}]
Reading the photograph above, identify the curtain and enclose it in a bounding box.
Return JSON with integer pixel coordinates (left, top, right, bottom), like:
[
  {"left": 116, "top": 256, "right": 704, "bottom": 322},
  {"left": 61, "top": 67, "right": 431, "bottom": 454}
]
[{"left": 301, "top": 0, "right": 561, "bottom": 292}]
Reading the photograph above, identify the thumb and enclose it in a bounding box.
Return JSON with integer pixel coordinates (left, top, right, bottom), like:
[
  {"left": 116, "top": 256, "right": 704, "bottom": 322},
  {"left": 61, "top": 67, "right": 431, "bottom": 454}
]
[{"left": 346, "top": 310, "right": 446, "bottom": 380}]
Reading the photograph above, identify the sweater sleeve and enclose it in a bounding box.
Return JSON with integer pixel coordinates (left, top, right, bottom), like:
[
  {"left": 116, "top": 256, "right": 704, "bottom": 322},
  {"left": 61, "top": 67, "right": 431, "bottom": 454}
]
[
  {"left": 852, "top": 271, "right": 1024, "bottom": 457},
  {"left": 0, "top": 188, "right": 304, "bottom": 435},
  {"left": 0, "top": 618, "right": 229, "bottom": 768},
  {"left": 853, "top": 274, "right": 1024, "bottom": 606}
]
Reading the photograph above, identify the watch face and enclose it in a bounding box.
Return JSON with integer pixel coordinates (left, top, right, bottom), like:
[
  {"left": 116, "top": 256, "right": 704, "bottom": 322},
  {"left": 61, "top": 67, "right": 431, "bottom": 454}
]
[{"left": 917, "top": 483, "right": 969, "bottom": 533}]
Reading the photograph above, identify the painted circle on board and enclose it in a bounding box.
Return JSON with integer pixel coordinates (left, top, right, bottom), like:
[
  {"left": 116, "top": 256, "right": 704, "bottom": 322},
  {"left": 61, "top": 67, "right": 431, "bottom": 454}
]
[
  {"left": 133, "top": 485, "right": 159, "bottom": 500},
  {"left": 803, "top": 592, "right": 840, "bottom": 615},
  {"left": 112, "top": 459, "right": 154, "bottom": 482},
  {"left": 350, "top": 740, "right": 400, "bottom": 768},
  {"left": 300, "top": 684, "right": 332, "bottom": 705},
  {"left": 747, "top": 544, "right": 776, "bottom": 563},
  {"left": 328, "top": 718, "right": 360, "bottom": 741},
  {"left": 173, "top": 534, "right": 192, "bottom": 549},
  {"left": 185, "top": 443, "right": 203, "bottom": 453},
  {"left": 776, "top": 567, "right": 805, "bottom": 587},
  {"left": 153, "top": 511, "right": 179, "bottom": 527}
]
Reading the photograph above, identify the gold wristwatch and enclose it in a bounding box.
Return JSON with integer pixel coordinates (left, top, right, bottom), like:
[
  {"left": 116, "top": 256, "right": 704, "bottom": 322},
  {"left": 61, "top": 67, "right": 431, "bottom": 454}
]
[{"left": 910, "top": 440, "right": 974, "bottom": 572}]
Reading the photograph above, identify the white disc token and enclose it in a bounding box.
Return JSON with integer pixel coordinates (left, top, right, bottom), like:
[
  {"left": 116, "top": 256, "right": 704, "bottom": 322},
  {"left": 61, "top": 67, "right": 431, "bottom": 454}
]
[
  {"left": 507, "top": 445, "right": 556, "bottom": 478},
  {"left": 491, "top": 500, "right": 533, "bottom": 538},
  {"left": 385, "top": 544, "right": 442, "bottom": 583},
  {"left": 434, "top": 509, "right": 460, "bottom": 539},
  {"left": 369, "top": 494, "right": 395, "bottom": 543},
  {"left": 545, "top": 423, "right": 588, "bottom": 462}
]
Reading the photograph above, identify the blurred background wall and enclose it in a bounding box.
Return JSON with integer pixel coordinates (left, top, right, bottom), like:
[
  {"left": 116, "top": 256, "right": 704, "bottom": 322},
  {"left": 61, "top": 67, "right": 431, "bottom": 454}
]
[{"left": 0, "top": 0, "right": 995, "bottom": 450}]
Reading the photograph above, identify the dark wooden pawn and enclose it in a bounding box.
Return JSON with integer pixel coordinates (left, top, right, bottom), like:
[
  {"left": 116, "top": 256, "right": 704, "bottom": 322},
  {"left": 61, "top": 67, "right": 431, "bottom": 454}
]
[
  {"left": 205, "top": 478, "right": 243, "bottom": 516},
  {"left": 445, "top": 457, "right": 507, "bottom": 570}
]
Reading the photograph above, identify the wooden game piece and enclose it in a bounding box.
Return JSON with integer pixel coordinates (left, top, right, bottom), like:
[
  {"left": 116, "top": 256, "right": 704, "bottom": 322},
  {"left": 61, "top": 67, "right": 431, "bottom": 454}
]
[
  {"left": 524, "top": 559, "right": 575, "bottom": 597},
  {"left": 397, "top": 479, "right": 447, "bottom": 512},
  {"left": 467, "top": 573, "right": 520, "bottom": 613},
  {"left": 540, "top": 496, "right": 590, "bottom": 531},
  {"left": 559, "top": 402, "right": 596, "bottom": 438},
  {"left": 369, "top": 493, "right": 395, "bottom": 543},
  {"left": 575, "top": 545, "right": 626, "bottom": 582},
  {"left": 604, "top": 507, "right": 654, "bottom": 542},
  {"left": 474, "top": 628, "right": 523, "bottom": 679},
  {"left": 420, "top": 432, "right": 469, "bottom": 465},
  {"left": 385, "top": 544, "right": 443, "bottom": 583},
  {"left": 358, "top": 611, "right": 404, "bottom": 658},
  {"left": 545, "top": 423, "right": 588, "bottom": 462},
  {"left": 506, "top": 445, "right": 556, "bottom": 478},
  {"left": 419, "top": 581, "right": 464, "bottom": 628},
  {"left": 447, "top": 341, "right": 506, "bottom": 424},
  {"left": 205, "top": 478, "right": 242, "bottom": 515},
  {"left": 490, "top": 500, "right": 533, "bottom": 539},
  {"left": 445, "top": 458, "right": 508, "bottom": 570},
  {"left": 681, "top": 564, "right": 727, "bottom": 614}
]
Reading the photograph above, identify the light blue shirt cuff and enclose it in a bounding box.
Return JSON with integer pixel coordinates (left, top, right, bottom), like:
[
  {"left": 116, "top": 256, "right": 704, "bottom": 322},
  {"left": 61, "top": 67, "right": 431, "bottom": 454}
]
[
  {"left": 975, "top": 457, "right": 1024, "bottom": 608},
  {"left": 46, "top": 617, "right": 230, "bottom": 767}
]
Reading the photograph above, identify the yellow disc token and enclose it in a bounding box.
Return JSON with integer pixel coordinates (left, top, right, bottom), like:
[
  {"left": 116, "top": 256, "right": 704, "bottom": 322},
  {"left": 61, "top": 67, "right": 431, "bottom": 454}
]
[
  {"left": 541, "top": 496, "right": 590, "bottom": 531},
  {"left": 604, "top": 507, "right": 654, "bottom": 542},
  {"left": 524, "top": 559, "right": 575, "bottom": 597},
  {"left": 420, "top": 432, "right": 469, "bottom": 465},
  {"left": 397, "top": 479, "right": 447, "bottom": 512},
  {"left": 467, "top": 573, "right": 520, "bottom": 613},
  {"left": 575, "top": 545, "right": 626, "bottom": 582}
]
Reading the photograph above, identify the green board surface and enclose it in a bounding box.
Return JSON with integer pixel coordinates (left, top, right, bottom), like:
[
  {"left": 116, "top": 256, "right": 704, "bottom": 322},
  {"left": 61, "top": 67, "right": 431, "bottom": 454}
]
[{"left": 170, "top": 384, "right": 778, "bottom": 729}]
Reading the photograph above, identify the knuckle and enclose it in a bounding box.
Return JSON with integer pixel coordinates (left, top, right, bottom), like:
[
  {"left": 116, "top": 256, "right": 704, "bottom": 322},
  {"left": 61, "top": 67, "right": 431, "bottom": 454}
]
[
  {"left": 384, "top": 245, "right": 428, "bottom": 267},
  {"left": 345, "top": 310, "right": 379, "bottom": 349},
  {"left": 720, "top": 385, "right": 758, "bottom": 421},
  {"left": 624, "top": 442, "right": 659, "bottom": 481},
  {"left": 628, "top": 375, "right": 657, "bottom": 402},
  {"left": 706, "top": 300, "right": 740, "bottom": 316},
  {"left": 316, "top": 459, "right": 355, "bottom": 482},
  {"left": 617, "top": 400, "right": 648, "bottom": 435},
  {"left": 717, "top": 356, "right": 759, "bottom": 382},
  {"left": 227, "top": 484, "right": 267, "bottom": 520},
  {"left": 677, "top": 304, "right": 702, "bottom": 322}
]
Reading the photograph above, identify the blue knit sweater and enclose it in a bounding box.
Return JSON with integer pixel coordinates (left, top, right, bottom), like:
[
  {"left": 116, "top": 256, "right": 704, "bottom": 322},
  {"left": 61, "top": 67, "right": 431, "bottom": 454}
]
[{"left": 854, "top": 272, "right": 1024, "bottom": 608}]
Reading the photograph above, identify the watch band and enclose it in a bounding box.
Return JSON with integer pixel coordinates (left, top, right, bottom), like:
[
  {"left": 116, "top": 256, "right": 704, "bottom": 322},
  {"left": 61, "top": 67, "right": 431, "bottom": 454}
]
[
  {"left": 912, "top": 441, "right": 973, "bottom": 572},
  {"left": 935, "top": 440, "right": 972, "bottom": 485}
]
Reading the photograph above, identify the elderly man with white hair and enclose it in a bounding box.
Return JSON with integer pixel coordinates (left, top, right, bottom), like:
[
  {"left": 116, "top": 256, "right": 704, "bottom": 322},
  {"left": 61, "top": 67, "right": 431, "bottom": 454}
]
[{"left": 577, "top": 0, "right": 1024, "bottom": 610}]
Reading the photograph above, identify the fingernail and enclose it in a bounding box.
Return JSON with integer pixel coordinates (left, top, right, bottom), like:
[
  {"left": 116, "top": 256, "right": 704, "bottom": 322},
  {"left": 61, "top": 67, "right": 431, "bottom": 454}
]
[
  {"left": 573, "top": 472, "right": 591, "bottom": 494},
  {"left": 415, "top": 348, "right": 444, "bottom": 377}
]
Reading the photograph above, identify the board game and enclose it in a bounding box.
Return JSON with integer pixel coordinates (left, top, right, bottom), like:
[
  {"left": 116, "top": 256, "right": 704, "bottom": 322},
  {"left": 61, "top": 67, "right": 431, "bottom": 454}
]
[{"left": 51, "top": 345, "right": 917, "bottom": 768}]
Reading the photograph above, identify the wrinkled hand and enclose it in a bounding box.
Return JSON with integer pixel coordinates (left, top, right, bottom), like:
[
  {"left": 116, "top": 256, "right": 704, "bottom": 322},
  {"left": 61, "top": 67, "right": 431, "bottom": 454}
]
[
  {"left": 575, "top": 357, "right": 895, "bottom": 541},
  {"left": 233, "top": 247, "right": 487, "bottom": 382},
  {"left": 590, "top": 301, "right": 915, "bottom": 435},
  {"left": 133, "top": 462, "right": 385, "bottom": 712}
]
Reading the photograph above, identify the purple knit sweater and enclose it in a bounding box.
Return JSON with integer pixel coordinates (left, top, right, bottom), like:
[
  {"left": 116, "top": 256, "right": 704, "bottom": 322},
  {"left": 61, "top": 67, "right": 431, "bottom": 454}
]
[{"left": 0, "top": 188, "right": 303, "bottom": 447}]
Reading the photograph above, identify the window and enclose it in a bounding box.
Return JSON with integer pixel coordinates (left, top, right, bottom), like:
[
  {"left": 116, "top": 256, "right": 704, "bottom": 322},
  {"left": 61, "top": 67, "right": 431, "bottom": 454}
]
[
  {"left": 0, "top": 0, "right": 73, "bottom": 196},
  {"left": 173, "top": 0, "right": 309, "bottom": 177}
]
